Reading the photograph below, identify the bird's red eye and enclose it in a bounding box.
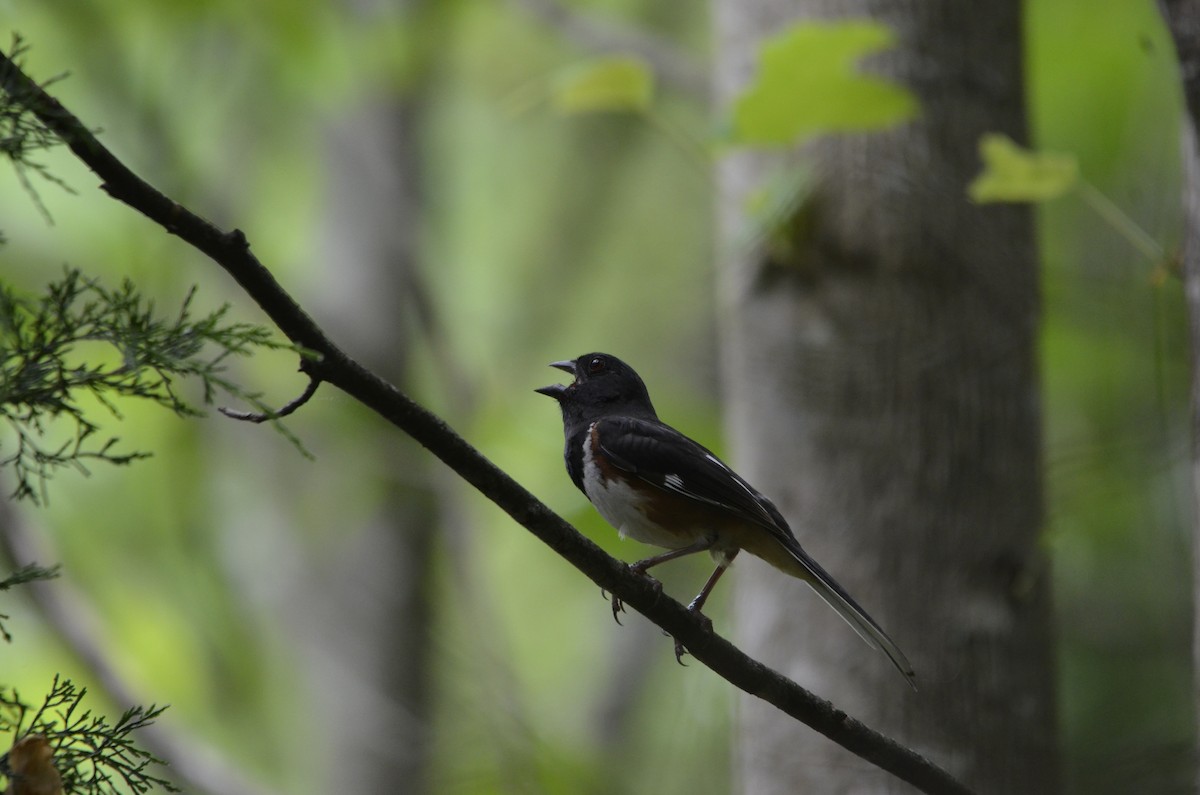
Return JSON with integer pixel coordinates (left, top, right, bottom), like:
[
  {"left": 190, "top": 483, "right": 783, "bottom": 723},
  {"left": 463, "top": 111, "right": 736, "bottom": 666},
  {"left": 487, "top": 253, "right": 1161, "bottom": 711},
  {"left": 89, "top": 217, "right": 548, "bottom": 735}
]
[{"left": 588, "top": 356, "right": 606, "bottom": 373}]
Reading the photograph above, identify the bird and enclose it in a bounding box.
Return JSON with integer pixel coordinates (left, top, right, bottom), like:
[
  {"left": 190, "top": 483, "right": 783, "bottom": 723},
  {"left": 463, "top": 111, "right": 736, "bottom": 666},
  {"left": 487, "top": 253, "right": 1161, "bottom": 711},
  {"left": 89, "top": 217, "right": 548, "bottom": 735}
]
[{"left": 536, "top": 352, "right": 915, "bottom": 688}]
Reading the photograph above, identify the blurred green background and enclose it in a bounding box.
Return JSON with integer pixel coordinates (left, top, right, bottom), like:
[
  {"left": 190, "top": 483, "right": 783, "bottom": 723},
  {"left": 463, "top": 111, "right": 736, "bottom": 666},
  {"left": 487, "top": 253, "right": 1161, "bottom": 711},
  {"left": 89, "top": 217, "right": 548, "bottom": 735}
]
[{"left": 0, "top": 0, "right": 1192, "bottom": 793}]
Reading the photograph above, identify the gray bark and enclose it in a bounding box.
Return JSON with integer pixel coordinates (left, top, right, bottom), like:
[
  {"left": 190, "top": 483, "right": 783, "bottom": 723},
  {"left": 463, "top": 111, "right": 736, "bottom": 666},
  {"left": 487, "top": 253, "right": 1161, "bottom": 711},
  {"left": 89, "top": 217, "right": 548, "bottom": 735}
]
[
  {"left": 713, "top": 1, "right": 1057, "bottom": 793},
  {"left": 1159, "top": 2, "right": 1200, "bottom": 787},
  {"left": 1184, "top": 118, "right": 1200, "bottom": 795}
]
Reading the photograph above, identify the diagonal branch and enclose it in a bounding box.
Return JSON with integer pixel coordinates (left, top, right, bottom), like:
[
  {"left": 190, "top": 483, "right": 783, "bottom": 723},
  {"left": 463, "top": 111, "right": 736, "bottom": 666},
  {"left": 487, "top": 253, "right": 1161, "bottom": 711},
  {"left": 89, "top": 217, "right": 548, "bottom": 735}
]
[{"left": 0, "top": 48, "right": 974, "bottom": 795}]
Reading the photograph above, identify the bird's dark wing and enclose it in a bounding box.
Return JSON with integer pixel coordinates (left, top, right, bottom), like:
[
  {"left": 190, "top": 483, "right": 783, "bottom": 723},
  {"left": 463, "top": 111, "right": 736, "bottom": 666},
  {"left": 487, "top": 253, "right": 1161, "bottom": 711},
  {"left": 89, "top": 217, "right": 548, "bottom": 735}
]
[
  {"left": 594, "top": 417, "right": 917, "bottom": 687},
  {"left": 593, "top": 416, "right": 794, "bottom": 540}
]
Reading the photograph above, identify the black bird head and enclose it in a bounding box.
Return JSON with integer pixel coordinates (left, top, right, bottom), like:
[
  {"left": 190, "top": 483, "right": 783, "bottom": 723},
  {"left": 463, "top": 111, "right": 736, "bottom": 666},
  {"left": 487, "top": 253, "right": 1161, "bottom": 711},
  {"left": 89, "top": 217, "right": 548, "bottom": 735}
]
[{"left": 536, "top": 352, "right": 658, "bottom": 427}]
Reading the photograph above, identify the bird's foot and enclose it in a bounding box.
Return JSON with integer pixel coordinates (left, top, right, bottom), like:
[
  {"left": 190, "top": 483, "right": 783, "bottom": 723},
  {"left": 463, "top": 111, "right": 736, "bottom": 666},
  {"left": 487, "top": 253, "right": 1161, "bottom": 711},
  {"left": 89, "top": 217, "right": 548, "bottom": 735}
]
[
  {"left": 603, "top": 565, "right": 663, "bottom": 625},
  {"left": 603, "top": 588, "right": 625, "bottom": 624},
  {"left": 672, "top": 603, "right": 713, "bottom": 666},
  {"left": 685, "top": 601, "right": 714, "bottom": 633}
]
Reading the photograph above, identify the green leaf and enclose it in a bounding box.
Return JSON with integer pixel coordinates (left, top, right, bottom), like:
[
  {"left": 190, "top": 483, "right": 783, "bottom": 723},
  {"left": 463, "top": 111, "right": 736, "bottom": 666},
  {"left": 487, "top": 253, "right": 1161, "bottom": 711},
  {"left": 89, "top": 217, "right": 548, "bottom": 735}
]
[
  {"left": 968, "top": 133, "right": 1078, "bottom": 203},
  {"left": 730, "top": 21, "right": 917, "bottom": 145},
  {"left": 551, "top": 56, "right": 654, "bottom": 115}
]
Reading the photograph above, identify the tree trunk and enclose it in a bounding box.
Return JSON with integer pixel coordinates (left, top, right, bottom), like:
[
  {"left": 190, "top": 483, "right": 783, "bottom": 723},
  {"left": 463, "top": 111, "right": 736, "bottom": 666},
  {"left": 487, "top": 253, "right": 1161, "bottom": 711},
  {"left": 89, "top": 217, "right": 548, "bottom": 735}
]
[
  {"left": 713, "top": 1, "right": 1057, "bottom": 793},
  {"left": 1158, "top": 3, "right": 1200, "bottom": 788},
  {"left": 302, "top": 10, "right": 439, "bottom": 787}
]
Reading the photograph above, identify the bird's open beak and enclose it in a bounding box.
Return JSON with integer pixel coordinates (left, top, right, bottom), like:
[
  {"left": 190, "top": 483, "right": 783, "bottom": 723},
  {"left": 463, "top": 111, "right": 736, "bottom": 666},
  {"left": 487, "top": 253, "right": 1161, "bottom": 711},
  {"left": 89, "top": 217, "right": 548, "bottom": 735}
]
[{"left": 535, "top": 360, "right": 576, "bottom": 399}]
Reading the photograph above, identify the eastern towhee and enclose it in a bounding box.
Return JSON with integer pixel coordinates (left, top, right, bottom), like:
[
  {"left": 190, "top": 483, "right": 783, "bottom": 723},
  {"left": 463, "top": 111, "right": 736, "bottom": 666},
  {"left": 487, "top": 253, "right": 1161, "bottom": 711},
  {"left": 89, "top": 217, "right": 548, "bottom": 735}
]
[{"left": 537, "top": 352, "right": 915, "bottom": 688}]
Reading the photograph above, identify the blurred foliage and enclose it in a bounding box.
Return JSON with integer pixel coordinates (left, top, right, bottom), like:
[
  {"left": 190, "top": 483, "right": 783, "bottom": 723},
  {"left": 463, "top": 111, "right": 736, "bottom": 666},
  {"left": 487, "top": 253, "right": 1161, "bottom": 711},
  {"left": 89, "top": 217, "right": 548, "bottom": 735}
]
[
  {"left": 0, "top": 1, "right": 1192, "bottom": 795},
  {"left": 1031, "top": 1, "right": 1192, "bottom": 793},
  {"left": 549, "top": 56, "right": 653, "bottom": 113}
]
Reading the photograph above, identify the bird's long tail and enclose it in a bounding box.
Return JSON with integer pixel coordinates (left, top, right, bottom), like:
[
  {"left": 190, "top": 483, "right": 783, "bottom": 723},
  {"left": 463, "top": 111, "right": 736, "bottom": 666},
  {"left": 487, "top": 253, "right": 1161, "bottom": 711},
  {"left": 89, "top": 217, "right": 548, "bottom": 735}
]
[{"left": 785, "top": 541, "right": 917, "bottom": 690}]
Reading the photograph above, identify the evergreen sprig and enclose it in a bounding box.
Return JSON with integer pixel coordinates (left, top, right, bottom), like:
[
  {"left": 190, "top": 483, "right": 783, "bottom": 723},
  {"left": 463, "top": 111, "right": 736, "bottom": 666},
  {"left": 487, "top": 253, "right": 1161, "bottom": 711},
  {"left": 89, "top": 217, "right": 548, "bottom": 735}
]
[
  {"left": 0, "top": 35, "right": 75, "bottom": 221},
  {"left": 0, "top": 563, "right": 59, "bottom": 593},
  {"left": 0, "top": 268, "right": 298, "bottom": 503},
  {"left": 0, "top": 675, "right": 178, "bottom": 793},
  {"left": 0, "top": 563, "right": 60, "bottom": 642}
]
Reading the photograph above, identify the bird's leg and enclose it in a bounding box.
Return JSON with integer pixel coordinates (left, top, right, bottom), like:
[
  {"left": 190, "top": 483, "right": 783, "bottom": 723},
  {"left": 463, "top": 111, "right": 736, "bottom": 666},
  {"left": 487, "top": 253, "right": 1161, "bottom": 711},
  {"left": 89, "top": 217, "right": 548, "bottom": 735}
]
[
  {"left": 608, "top": 538, "right": 715, "bottom": 623},
  {"left": 686, "top": 556, "right": 735, "bottom": 615},
  {"left": 630, "top": 538, "right": 716, "bottom": 575},
  {"left": 674, "top": 551, "right": 739, "bottom": 664}
]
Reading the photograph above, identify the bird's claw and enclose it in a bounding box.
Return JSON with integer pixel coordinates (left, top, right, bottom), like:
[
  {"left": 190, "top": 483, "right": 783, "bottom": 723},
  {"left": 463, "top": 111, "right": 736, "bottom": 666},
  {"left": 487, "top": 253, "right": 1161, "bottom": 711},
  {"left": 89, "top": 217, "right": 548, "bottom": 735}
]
[
  {"left": 604, "top": 565, "right": 664, "bottom": 624},
  {"left": 672, "top": 603, "right": 713, "bottom": 665},
  {"left": 604, "top": 567, "right": 709, "bottom": 667},
  {"left": 603, "top": 588, "right": 626, "bottom": 625}
]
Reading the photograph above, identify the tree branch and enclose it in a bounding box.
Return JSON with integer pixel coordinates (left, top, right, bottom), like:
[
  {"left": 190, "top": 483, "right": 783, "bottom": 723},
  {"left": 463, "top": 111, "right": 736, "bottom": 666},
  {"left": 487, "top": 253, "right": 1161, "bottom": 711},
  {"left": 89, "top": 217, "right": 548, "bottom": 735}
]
[
  {"left": 218, "top": 375, "right": 321, "bottom": 422},
  {"left": 0, "top": 48, "right": 973, "bottom": 795}
]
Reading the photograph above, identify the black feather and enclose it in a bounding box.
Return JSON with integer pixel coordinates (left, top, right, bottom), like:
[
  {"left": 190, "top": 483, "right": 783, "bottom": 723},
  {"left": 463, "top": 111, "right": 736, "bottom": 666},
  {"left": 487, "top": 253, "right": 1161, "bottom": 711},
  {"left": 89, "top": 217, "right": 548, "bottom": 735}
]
[{"left": 593, "top": 416, "right": 795, "bottom": 545}]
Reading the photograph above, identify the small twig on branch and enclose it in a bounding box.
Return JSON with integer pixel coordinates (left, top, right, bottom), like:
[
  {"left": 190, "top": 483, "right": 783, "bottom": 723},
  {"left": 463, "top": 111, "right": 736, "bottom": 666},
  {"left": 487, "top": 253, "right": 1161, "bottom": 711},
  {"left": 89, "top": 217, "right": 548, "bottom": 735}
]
[
  {"left": 0, "top": 47, "right": 974, "bottom": 795},
  {"left": 219, "top": 375, "right": 321, "bottom": 423}
]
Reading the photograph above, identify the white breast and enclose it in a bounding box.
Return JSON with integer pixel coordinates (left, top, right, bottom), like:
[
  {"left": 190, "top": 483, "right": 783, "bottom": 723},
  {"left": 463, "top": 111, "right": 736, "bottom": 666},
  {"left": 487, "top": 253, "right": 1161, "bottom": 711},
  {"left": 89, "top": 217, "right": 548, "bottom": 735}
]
[{"left": 581, "top": 425, "right": 683, "bottom": 549}]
